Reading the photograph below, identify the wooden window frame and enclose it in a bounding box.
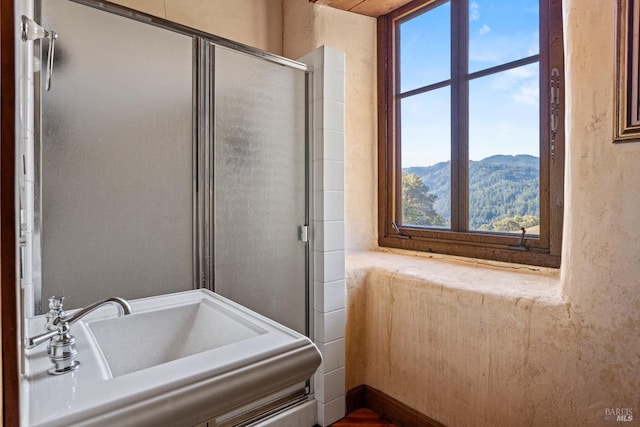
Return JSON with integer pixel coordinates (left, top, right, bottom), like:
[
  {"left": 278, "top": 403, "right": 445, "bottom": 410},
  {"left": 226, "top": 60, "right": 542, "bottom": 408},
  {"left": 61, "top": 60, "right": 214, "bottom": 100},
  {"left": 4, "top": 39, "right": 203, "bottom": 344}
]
[
  {"left": 378, "top": 0, "right": 564, "bottom": 268},
  {"left": 614, "top": 0, "right": 640, "bottom": 142}
]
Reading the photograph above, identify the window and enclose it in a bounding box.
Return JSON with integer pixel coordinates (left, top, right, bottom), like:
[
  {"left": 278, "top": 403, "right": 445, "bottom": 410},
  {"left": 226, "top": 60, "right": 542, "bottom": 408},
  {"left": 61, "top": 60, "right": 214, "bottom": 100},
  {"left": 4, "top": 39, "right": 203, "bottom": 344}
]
[{"left": 378, "top": 0, "right": 564, "bottom": 267}]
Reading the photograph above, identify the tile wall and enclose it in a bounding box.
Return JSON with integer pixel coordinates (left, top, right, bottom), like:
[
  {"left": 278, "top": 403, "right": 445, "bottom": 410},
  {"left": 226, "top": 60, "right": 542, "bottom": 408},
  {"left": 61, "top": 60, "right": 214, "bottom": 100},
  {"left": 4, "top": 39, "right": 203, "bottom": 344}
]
[{"left": 300, "top": 45, "right": 347, "bottom": 427}]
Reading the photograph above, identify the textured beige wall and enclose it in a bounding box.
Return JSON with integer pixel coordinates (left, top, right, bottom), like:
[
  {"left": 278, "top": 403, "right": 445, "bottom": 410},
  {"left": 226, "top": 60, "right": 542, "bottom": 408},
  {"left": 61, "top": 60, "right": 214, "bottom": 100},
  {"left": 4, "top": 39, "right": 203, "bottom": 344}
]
[
  {"left": 342, "top": 0, "right": 640, "bottom": 425},
  {"left": 561, "top": 0, "right": 640, "bottom": 418},
  {"left": 283, "top": 0, "right": 378, "bottom": 252},
  {"left": 23, "top": 1, "right": 638, "bottom": 425},
  {"left": 109, "top": 0, "right": 283, "bottom": 55},
  {"left": 346, "top": 252, "right": 578, "bottom": 426}
]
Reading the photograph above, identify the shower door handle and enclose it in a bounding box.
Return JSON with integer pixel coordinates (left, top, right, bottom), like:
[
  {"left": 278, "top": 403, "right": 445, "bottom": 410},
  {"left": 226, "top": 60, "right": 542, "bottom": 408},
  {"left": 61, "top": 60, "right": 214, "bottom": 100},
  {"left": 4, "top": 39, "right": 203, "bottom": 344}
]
[
  {"left": 21, "top": 15, "right": 58, "bottom": 91},
  {"left": 44, "top": 30, "right": 57, "bottom": 91}
]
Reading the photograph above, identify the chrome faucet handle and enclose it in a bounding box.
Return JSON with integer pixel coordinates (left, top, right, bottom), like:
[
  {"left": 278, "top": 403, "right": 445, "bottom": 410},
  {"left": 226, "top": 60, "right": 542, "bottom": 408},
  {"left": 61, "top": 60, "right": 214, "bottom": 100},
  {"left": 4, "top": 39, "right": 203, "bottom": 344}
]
[
  {"left": 25, "top": 329, "right": 59, "bottom": 349},
  {"left": 45, "top": 296, "right": 65, "bottom": 330},
  {"left": 25, "top": 295, "right": 132, "bottom": 375},
  {"left": 48, "top": 296, "right": 64, "bottom": 311}
]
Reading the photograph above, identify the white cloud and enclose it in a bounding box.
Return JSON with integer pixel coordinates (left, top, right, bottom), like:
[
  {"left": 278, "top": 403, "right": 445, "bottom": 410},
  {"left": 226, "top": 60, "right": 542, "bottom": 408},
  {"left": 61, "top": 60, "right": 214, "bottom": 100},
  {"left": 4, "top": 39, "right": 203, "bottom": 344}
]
[
  {"left": 493, "top": 67, "right": 539, "bottom": 106},
  {"left": 470, "top": 2, "right": 480, "bottom": 21},
  {"left": 479, "top": 24, "right": 491, "bottom": 35},
  {"left": 505, "top": 67, "right": 535, "bottom": 79},
  {"left": 469, "top": 31, "right": 540, "bottom": 66},
  {"left": 511, "top": 80, "right": 539, "bottom": 106}
]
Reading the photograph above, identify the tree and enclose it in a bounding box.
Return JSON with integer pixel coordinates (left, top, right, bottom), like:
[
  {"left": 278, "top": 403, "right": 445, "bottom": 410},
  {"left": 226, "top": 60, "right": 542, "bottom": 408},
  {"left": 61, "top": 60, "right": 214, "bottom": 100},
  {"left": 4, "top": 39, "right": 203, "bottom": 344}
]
[
  {"left": 491, "top": 214, "right": 539, "bottom": 232},
  {"left": 402, "top": 172, "right": 446, "bottom": 227}
]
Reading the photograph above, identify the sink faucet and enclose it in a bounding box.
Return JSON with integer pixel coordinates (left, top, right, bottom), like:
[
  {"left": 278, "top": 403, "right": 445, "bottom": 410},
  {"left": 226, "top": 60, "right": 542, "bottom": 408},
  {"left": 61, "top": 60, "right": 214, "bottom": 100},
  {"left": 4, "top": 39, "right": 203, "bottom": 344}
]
[{"left": 25, "top": 296, "right": 132, "bottom": 375}]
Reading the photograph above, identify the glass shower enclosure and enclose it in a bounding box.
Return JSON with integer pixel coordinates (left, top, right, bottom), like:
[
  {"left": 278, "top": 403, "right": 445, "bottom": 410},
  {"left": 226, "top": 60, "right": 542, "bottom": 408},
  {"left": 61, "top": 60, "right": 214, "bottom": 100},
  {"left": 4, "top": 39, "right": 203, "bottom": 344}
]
[
  {"left": 33, "top": 0, "right": 310, "bottom": 337},
  {"left": 22, "top": 1, "right": 312, "bottom": 412},
  {"left": 213, "top": 46, "right": 309, "bottom": 335},
  {"left": 26, "top": 0, "right": 313, "bottom": 422},
  {"left": 38, "top": 0, "right": 196, "bottom": 311}
]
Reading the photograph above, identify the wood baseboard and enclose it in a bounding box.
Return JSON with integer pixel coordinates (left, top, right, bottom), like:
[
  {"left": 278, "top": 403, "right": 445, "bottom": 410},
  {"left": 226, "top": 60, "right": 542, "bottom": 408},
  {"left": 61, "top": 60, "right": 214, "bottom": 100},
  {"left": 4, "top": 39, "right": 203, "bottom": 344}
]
[{"left": 346, "top": 385, "right": 446, "bottom": 427}]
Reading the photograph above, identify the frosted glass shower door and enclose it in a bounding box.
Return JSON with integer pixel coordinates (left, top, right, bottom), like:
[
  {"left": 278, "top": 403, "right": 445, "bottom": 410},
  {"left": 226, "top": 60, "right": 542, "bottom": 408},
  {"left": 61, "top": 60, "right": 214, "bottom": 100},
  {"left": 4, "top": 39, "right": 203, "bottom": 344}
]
[
  {"left": 39, "top": 0, "right": 195, "bottom": 310},
  {"left": 213, "top": 47, "right": 308, "bottom": 334}
]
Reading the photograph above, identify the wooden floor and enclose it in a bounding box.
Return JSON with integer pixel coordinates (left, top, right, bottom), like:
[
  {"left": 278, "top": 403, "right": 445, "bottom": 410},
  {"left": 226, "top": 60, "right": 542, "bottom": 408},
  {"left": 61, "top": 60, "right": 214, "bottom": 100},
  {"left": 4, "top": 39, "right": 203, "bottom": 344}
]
[{"left": 330, "top": 408, "right": 397, "bottom": 426}]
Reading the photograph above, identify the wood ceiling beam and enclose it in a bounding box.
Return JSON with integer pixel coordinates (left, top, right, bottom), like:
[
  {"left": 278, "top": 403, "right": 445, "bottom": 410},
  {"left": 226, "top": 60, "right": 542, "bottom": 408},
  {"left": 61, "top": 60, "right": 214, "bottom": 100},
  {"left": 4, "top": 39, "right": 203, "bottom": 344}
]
[{"left": 310, "top": 0, "right": 416, "bottom": 17}]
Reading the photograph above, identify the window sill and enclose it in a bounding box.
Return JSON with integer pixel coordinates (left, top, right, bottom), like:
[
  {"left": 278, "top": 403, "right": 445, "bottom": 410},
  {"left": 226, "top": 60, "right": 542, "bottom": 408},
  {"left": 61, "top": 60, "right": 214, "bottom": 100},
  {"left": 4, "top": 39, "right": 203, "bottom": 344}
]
[{"left": 346, "top": 248, "right": 562, "bottom": 304}]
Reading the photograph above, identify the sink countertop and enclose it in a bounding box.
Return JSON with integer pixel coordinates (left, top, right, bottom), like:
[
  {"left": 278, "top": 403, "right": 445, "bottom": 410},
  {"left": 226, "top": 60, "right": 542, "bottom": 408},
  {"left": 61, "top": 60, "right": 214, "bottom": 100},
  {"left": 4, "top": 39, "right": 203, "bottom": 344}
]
[{"left": 21, "top": 289, "right": 321, "bottom": 427}]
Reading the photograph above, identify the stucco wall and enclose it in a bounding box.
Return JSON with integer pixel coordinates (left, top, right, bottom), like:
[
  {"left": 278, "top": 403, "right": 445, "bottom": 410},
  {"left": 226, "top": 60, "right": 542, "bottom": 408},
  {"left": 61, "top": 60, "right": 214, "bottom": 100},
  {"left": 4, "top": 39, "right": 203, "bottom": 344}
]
[
  {"left": 341, "top": 0, "right": 640, "bottom": 425},
  {"left": 109, "top": 0, "right": 283, "bottom": 55},
  {"left": 561, "top": 0, "right": 640, "bottom": 418},
  {"left": 346, "top": 252, "right": 579, "bottom": 426}
]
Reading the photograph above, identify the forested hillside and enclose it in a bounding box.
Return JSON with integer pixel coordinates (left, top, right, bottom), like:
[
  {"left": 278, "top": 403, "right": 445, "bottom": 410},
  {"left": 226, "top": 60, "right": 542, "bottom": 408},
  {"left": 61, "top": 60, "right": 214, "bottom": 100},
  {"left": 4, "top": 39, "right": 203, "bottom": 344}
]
[{"left": 403, "top": 154, "right": 540, "bottom": 232}]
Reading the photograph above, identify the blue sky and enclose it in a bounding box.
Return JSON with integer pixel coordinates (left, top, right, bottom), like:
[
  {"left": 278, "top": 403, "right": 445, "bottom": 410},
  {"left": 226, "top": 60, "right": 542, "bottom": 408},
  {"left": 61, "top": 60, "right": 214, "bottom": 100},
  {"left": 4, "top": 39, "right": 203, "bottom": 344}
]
[{"left": 399, "top": 0, "right": 540, "bottom": 167}]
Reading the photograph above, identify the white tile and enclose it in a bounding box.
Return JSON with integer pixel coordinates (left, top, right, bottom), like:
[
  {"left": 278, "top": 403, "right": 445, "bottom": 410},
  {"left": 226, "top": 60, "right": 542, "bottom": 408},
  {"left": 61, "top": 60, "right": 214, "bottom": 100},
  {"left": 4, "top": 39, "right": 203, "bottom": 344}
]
[
  {"left": 316, "top": 368, "right": 345, "bottom": 404},
  {"left": 314, "top": 309, "right": 346, "bottom": 343},
  {"left": 323, "top": 68, "right": 345, "bottom": 103},
  {"left": 312, "top": 98, "right": 345, "bottom": 132},
  {"left": 313, "top": 251, "right": 324, "bottom": 282},
  {"left": 324, "top": 160, "right": 344, "bottom": 191},
  {"left": 313, "top": 190, "right": 324, "bottom": 221},
  {"left": 324, "top": 280, "right": 346, "bottom": 312},
  {"left": 317, "top": 338, "right": 346, "bottom": 373},
  {"left": 314, "top": 280, "right": 323, "bottom": 311},
  {"left": 314, "top": 190, "right": 345, "bottom": 222},
  {"left": 323, "top": 129, "right": 345, "bottom": 161},
  {"left": 314, "top": 371, "right": 325, "bottom": 402},
  {"left": 312, "top": 220, "right": 344, "bottom": 253},
  {"left": 325, "top": 250, "right": 345, "bottom": 282},
  {"left": 313, "top": 129, "right": 344, "bottom": 162},
  {"left": 312, "top": 128, "right": 325, "bottom": 161},
  {"left": 318, "top": 396, "right": 346, "bottom": 426},
  {"left": 313, "top": 68, "right": 324, "bottom": 102},
  {"left": 313, "top": 222, "right": 324, "bottom": 252},
  {"left": 314, "top": 280, "right": 346, "bottom": 312},
  {"left": 323, "top": 221, "right": 345, "bottom": 252},
  {"left": 323, "top": 191, "right": 345, "bottom": 222},
  {"left": 323, "top": 98, "right": 345, "bottom": 132},
  {"left": 313, "top": 99, "right": 325, "bottom": 131},
  {"left": 313, "top": 159, "right": 323, "bottom": 193},
  {"left": 313, "top": 160, "right": 344, "bottom": 192},
  {"left": 314, "top": 250, "right": 345, "bottom": 283},
  {"left": 323, "top": 46, "right": 346, "bottom": 74}
]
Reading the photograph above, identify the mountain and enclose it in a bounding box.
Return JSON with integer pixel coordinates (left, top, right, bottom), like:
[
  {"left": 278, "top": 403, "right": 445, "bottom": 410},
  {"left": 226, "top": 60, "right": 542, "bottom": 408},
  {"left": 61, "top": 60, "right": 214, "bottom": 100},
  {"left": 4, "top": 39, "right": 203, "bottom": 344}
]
[{"left": 403, "top": 154, "right": 540, "bottom": 230}]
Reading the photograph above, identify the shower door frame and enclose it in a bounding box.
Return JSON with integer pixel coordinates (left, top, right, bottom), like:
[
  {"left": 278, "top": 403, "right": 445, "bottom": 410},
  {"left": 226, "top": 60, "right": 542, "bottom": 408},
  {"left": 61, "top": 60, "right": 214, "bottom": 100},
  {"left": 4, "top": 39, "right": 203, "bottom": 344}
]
[{"left": 31, "top": 0, "right": 313, "bottom": 326}]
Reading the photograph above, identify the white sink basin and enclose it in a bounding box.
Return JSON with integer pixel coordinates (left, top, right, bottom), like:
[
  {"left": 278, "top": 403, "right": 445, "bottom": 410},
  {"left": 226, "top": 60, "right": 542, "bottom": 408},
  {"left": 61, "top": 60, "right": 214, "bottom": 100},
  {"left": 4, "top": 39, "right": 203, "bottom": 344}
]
[
  {"left": 21, "top": 289, "right": 321, "bottom": 427},
  {"left": 87, "top": 299, "right": 264, "bottom": 377}
]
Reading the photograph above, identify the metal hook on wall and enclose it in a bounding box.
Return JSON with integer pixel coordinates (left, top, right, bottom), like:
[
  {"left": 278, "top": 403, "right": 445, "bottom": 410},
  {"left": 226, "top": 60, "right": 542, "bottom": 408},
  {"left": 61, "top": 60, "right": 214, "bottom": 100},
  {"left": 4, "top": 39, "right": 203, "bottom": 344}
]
[{"left": 21, "top": 15, "right": 57, "bottom": 91}]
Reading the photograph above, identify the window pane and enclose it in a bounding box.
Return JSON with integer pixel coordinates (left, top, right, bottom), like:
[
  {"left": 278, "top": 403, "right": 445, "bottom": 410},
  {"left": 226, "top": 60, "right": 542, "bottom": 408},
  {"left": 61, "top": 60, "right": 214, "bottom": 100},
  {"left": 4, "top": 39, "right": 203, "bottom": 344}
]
[
  {"left": 469, "top": 0, "right": 539, "bottom": 73},
  {"left": 399, "top": 1, "right": 451, "bottom": 93},
  {"left": 400, "top": 88, "right": 451, "bottom": 228},
  {"left": 468, "top": 63, "right": 539, "bottom": 233}
]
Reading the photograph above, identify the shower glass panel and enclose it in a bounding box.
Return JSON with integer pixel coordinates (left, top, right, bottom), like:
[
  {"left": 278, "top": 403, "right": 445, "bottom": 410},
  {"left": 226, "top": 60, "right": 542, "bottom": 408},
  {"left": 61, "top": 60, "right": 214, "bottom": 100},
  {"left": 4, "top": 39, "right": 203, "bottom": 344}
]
[
  {"left": 38, "top": 0, "right": 195, "bottom": 311},
  {"left": 213, "top": 46, "right": 308, "bottom": 334}
]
